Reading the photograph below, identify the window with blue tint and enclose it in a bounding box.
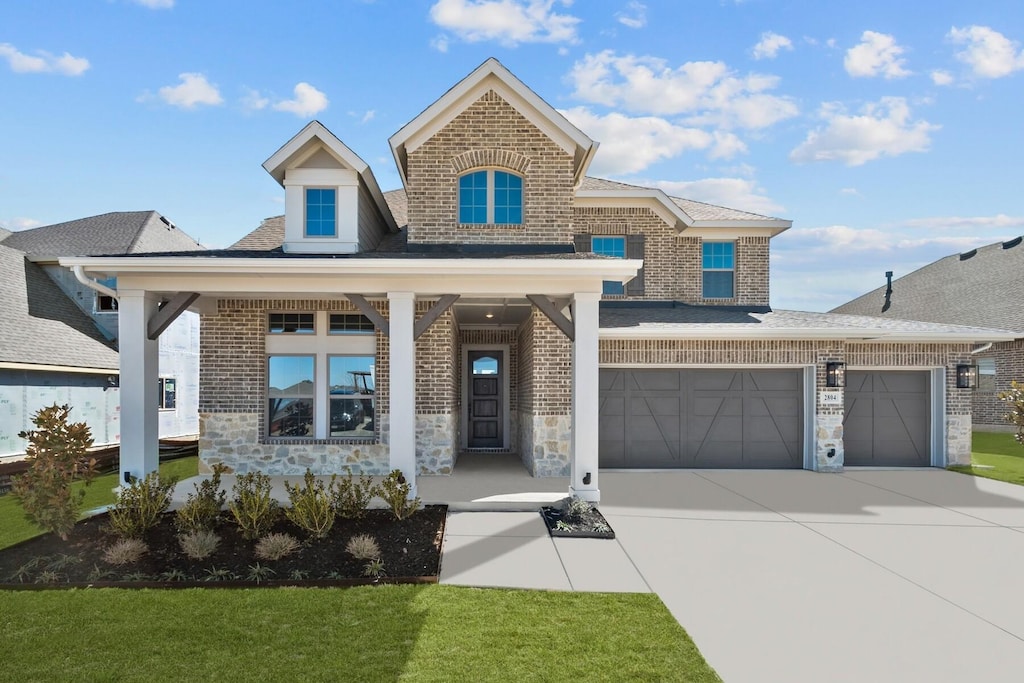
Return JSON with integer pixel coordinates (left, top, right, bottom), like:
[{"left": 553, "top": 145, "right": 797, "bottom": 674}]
[
  {"left": 459, "top": 171, "right": 489, "bottom": 224},
  {"left": 493, "top": 171, "right": 523, "bottom": 224},
  {"left": 305, "top": 188, "right": 336, "bottom": 237},
  {"left": 593, "top": 236, "right": 626, "bottom": 295},
  {"left": 267, "top": 355, "right": 315, "bottom": 437},
  {"left": 702, "top": 242, "right": 735, "bottom": 298}
]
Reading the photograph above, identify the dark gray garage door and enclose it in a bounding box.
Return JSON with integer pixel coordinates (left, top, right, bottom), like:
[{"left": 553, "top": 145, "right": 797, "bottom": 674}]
[
  {"left": 844, "top": 371, "right": 931, "bottom": 467},
  {"left": 599, "top": 369, "right": 804, "bottom": 468}
]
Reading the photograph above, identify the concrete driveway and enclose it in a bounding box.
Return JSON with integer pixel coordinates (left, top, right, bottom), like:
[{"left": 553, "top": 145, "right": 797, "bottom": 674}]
[{"left": 599, "top": 469, "right": 1024, "bottom": 683}]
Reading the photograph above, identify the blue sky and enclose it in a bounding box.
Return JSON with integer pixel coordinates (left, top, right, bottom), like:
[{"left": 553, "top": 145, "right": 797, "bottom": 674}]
[{"left": 2, "top": 0, "right": 1023, "bottom": 311}]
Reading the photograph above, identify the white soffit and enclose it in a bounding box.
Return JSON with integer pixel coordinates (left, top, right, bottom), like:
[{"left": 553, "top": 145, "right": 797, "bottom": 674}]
[{"left": 389, "top": 58, "right": 595, "bottom": 185}]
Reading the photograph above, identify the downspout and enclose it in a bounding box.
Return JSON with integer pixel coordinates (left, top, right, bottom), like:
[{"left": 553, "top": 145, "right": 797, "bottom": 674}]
[
  {"left": 72, "top": 265, "right": 118, "bottom": 300},
  {"left": 970, "top": 343, "right": 993, "bottom": 355}
]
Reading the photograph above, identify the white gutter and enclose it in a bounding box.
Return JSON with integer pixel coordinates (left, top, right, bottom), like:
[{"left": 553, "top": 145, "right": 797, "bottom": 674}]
[
  {"left": 0, "top": 361, "right": 118, "bottom": 375},
  {"left": 72, "top": 265, "right": 118, "bottom": 300},
  {"left": 598, "top": 328, "right": 1021, "bottom": 343},
  {"left": 971, "top": 343, "right": 993, "bottom": 354}
]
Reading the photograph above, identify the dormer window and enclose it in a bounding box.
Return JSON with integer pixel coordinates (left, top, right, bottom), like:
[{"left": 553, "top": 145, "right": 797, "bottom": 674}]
[
  {"left": 458, "top": 170, "right": 523, "bottom": 224},
  {"left": 305, "top": 188, "right": 337, "bottom": 237}
]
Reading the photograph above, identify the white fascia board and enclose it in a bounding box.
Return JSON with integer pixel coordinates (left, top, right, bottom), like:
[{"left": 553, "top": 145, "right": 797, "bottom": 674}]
[
  {"left": 389, "top": 58, "right": 594, "bottom": 184},
  {"left": 598, "top": 327, "right": 1020, "bottom": 343},
  {"left": 0, "top": 361, "right": 119, "bottom": 374},
  {"left": 263, "top": 121, "right": 398, "bottom": 233}
]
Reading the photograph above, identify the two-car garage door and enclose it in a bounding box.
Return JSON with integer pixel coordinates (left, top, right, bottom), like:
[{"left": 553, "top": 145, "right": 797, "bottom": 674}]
[{"left": 598, "top": 369, "right": 804, "bottom": 469}]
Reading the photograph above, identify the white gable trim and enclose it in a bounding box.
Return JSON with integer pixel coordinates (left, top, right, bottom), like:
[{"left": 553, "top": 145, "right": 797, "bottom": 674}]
[
  {"left": 575, "top": 190, "right": 792, "bottom": 234},
  {"left": 389, "top": 58, "right": 595, "bottom": 186}
]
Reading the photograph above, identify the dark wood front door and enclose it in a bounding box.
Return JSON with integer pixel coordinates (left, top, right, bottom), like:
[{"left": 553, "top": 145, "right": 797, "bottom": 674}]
[{"left": 468, "top": 351, "right": 502, "bottom": 448}]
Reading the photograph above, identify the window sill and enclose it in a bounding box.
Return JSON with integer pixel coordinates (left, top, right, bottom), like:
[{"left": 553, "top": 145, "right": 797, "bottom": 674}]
[{"left": 457, "top": 223, "right": 525, "bottom": 230}]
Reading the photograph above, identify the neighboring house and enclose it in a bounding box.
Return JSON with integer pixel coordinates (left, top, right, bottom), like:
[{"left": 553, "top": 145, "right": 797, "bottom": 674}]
[
  {"left": 833, "top": 237, "right": 1024, "bottom": 429},
  {"left": 61, "top": 59, "right": 1015, "bottom": 502},
  {"left": 0, "top": 212, "right": 203, "bottom": 456}
]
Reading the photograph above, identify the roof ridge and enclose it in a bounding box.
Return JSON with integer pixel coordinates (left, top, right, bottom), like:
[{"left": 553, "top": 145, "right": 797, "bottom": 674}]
[{"left": 125, "top": 210, "right": 160, "bottom": 254}]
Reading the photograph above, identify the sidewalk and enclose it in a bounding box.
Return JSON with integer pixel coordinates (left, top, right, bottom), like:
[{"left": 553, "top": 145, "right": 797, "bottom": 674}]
[{"left": 438, "top": 511, "right": 650, "bottom": 593}]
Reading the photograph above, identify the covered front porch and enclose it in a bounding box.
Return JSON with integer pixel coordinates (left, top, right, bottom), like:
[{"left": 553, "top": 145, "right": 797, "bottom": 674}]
[{"left": 61, "top": 254, "right": 641, "bottom": 504}]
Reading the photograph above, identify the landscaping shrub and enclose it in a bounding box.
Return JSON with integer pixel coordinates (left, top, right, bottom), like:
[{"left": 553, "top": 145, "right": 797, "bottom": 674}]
[
  {"left": 227, "top": 472, "right": 279, "bottom": 540},
  {"left": 1001, "top": 380, "right": 1024, "bottom": 446},
  {"left": 332, "top": 469, "right": 378, "bottom": 519},
  {"left": 284, "top": 470, "right": 336, "bottom": 539},
  {"left": 345, "top": 534, "right": 380, "bottom": 561},
  {"left": 11, "top": 403, "right": 97, "bottom": 540},
  {"left": 563, "top": 496, "right": 592, "bottom": 522},
  {"left": 178, "top": 529, "right": 220, "bottom": 560},
  {"left": 102, "top": 538, "right": 148, "bottom": 566},
  {"left": 377, "top": 470, "right": 420, "bottom": 520},
  {"left": 175, "top": 464, "right": 227, "bottom": 533},
  {"left": 255, "top": 533, "right": 300, "bottom": 561},
  {"left": 108, "top": 472, "right": 177, "bottom": 539}
]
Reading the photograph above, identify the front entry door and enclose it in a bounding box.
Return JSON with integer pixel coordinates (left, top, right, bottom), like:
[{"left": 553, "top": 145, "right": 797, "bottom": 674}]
[{"left": 468, "top": 351, "right": 502, "bottom": 448}]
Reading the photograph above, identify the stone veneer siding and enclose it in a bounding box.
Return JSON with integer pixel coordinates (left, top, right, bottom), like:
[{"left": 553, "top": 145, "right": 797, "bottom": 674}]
[
  {"left": 405, "top": 90, "right": 576, "bottom": 245},
  {"left": 972, "top": 339, "right": 1024, "bottom": 428},
  {"left": 198, "top": 298, "right": 458, "bottom": 476}
]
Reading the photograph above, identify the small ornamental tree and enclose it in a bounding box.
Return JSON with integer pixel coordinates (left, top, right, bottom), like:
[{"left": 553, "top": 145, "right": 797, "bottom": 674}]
[
  {"left": 1000, "top": 380, "right": 1024, "bottom": 446},
  {"left": 12, "top": 403, "right": 97, "bottom": 540}
]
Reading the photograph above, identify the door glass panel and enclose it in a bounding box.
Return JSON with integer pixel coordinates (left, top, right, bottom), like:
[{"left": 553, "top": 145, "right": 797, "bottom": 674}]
[{"left": 473, "top": 356, "right": 498, "bottom": 375}]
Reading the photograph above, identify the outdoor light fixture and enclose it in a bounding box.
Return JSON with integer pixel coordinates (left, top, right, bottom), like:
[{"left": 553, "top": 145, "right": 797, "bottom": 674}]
[
  {"left": 825, "top": 361, "right": 845, "bottom": 388},
  {"left": 956, "top": 364, "right": 978, "bottom": 389}
]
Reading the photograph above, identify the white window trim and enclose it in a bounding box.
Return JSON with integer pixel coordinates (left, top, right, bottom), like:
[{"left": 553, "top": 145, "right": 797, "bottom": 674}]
[
  {"left": 265, "top": 311, "right": 375, "bottom": 440},
  {"left": 303, "top": 186, "right": 339, "bottom": 238},
  {"left": 458, "top": 169, "right": 523, "bottom": 225},
  {"left": 158, "top": 376, "right": 177, "bottom": 412},
  {"left": 702, "top": 240, "right": 736, "bottom": 300}
]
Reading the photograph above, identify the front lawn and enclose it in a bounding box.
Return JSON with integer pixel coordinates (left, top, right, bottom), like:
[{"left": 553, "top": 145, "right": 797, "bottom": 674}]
[
  {"left": 0, "top": 585, "right": 720, "bottom": 682},
  {"left": 948, "top": 432, "right": 1024, "bottom": 486},
  {"left": 0, "top": 456, "right": 198, "bottom": 551}
]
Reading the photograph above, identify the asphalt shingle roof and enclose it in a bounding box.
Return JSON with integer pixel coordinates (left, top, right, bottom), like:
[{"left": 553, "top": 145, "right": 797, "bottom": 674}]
[
  {"left": 600, "top": 303, "right": 1014, "bottom": 337},
  {"left": 578, "top": 177, "right": 781, "bottom": 221},
  {"left": 832, "top": 237, "right": 1024, "bottom": 334},
  {"left": 2, "top": 211, "right": 203, "bottom": 257},
  {"left": 0, "top": 243, "right": 119, "bottom": 370}
]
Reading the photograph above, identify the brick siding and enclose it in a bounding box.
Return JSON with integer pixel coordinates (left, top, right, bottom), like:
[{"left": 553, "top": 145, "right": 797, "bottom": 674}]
[{"left": 973, "top": 340, "right": 1024, "bottom": 426}]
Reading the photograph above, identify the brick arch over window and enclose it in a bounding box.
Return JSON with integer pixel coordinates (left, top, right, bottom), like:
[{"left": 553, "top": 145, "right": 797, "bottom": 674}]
[{"left": 451, "top": 149, "right": 532, "bottom": 175}]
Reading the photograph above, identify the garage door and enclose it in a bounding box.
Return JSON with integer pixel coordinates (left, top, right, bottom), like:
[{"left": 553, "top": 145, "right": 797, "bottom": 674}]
[
  {"left": 599, "top": 369, "right": 804, "bottom": 468},
  {"left": 843, "top": 371, "right": 931, "bottom": 467}
]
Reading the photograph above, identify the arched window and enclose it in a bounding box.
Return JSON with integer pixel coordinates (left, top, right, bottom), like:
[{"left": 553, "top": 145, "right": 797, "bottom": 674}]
[{"left": 458, "top": 170, "right": 523, "bottom": 225}]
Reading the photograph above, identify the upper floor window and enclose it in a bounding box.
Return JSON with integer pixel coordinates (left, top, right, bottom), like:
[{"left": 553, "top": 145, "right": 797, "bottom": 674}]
[
  {"left": 459, "top": 170, "right": 523, "bottom": 225},
  {"left": 305, "top": 188, "right": 337, "bottom": 237},
  {"left": 592, "top": 236, "right": 626, "bottom": 295},
  {"left": 702, "top": 242, "right": 735, "bottom": 299}
]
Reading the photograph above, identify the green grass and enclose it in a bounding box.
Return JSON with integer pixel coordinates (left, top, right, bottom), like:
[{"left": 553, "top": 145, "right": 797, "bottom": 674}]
[
  {"left": 949, "top": 432, "right": 1024, "bottom": 486},
  {"left": 0, "top": 585, "right": 719, "bottom": 682},
  {"left": 0, "top": 457, "right": 198, "bottom": 550}
]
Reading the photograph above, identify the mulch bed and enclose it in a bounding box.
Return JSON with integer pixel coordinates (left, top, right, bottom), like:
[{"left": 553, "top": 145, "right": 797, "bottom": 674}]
[
  {"left": 0, "top": 506, "right": 446, "bottom": 588},
  {"left": 540, "top": 505, "right": 615, "bottom": 539}
]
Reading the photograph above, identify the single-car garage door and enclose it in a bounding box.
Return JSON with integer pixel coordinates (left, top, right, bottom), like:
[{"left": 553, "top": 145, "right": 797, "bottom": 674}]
[
  {"left": 599, "top": 369, "right": 804, "bottom": 468},
  {"left": 843, "top": 371, "right": 931, "bottom": 467}
]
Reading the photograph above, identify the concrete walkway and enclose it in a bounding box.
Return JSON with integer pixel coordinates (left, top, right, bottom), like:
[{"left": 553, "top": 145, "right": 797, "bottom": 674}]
[{"left": 440, "top": 469, "right": 1024, "bottom": 683}]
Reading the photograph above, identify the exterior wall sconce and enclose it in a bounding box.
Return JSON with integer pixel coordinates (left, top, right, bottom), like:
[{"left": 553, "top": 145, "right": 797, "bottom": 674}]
[
  {"left": 825, "top": 362, "right": 845, "bottom": 388},
  {"left": 956, "top": 364, "right": 977, "bottom": 389}
]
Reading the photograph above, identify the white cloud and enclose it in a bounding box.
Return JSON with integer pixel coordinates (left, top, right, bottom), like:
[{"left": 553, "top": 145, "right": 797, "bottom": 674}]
[
  {"left": 789, "top": 97, "right": 938, "bottom": 166},
  {"left": 430, "top": 34, "right": 450, "bottom": 52},
  {"left": 130, "top": 0, "right": 174, "bottom": 8},
  {"left": 360, "top": 109, "right": 376, "bottom": 124},
  {"left": 897, "top": 214, "right": 1024, "bottom": 230},
  {"left": 752, "top": 32, "right": 793, "bottom": 60},
  {"left": 645, "top": 178, "right": 784, "bottom": 216},
  {"left": 157, "top": 73, "right": 223, "bottom": 109},
  {"left": 559, "top": 107, "right": 717, "bottom": 175},
  {"left": 844, "top": 30, "right": 910, "bottom": 78},
  {"left": 0, "top": 43, "right": 89, "bottom": 76},
  {"left": 930, "top": 69, "right": 954, "bottom": 86},
  {"left": 616, "top": 1, "right": 646, "bottom": 29},
  {"left": 429, "top": 0, "right": 580, "bottom": 46},
  {"left": 273, "top": 82, "right": 329, "bottom": 117},
  {"left": 949, "top": 25, "right": 1024, "bottom": 79},
  {"left": 567, "top": 51, "right": 798, "bottom": 128},
  {"left": 839, "top": 187, "right": 861, "bottom": 196},
  {"left": 0, "top": 216, "right": 43, "bottom": 231},
  {"left": 240, "top": 87, "right": 269, "bottom": 112}
]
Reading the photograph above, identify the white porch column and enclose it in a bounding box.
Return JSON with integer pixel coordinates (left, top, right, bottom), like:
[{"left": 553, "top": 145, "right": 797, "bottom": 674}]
[
  {"left": 387, "top": 291, "right": 417, "bottom": 496},
  {"left": 570, "top": 292, "right": 601, "bottom": 503},
  {"left": 117, "top": 289, "right": 160, "bottom": 484}
]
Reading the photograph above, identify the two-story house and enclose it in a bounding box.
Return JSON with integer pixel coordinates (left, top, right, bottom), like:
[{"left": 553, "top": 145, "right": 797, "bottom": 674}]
[{"left": 62, "top": 59, "right": 1015, "bottom": 502}]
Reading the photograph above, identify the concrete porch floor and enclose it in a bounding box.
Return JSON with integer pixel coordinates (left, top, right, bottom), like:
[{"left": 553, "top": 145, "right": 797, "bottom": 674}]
[{"left": 172, "top": 452, "right": 570, "bottom": 511}]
